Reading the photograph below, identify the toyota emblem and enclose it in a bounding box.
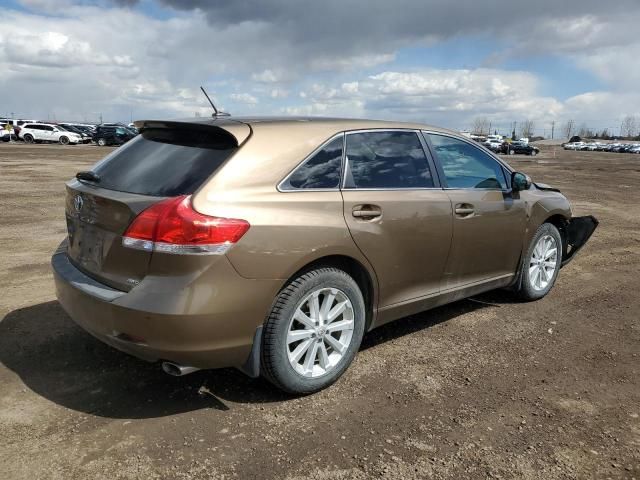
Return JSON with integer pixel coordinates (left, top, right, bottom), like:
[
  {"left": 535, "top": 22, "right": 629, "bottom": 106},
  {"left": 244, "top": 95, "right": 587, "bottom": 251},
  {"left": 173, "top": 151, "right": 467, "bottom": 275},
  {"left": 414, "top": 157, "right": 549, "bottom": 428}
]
[{"left": 74, "top": 195, "right": 84, "bottom": 212}]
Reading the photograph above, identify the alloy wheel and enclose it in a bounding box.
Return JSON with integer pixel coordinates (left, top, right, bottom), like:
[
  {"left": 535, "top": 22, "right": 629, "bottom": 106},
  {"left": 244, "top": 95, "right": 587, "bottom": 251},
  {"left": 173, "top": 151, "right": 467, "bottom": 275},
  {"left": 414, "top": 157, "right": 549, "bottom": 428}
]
[
  {"left": 529, "top": 234, "right": 558, "bottom": 291},
  {"left": 286, "top": 287, "right": 355, "bottom": 378}
]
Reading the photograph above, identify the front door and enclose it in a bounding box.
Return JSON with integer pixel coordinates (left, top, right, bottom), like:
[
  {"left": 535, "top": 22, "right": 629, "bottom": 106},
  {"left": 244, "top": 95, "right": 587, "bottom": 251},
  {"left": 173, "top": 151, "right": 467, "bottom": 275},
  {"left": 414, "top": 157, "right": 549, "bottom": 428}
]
[
  {"left": 424, "top": 133, "right": 527, "bottom": 290},
  {"left": 341, "top": 130, "right": 453, "bottom": 309}
]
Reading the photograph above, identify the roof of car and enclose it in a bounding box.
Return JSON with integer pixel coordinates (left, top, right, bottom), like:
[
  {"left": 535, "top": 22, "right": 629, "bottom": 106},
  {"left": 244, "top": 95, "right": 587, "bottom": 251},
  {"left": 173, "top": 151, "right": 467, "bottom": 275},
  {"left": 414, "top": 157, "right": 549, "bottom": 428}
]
[
  {"left": 193, "top": 115, "right": 450, "bottom": 131},
  {"left": 135, "top": 115, "right": 459, "bottom": 147}
]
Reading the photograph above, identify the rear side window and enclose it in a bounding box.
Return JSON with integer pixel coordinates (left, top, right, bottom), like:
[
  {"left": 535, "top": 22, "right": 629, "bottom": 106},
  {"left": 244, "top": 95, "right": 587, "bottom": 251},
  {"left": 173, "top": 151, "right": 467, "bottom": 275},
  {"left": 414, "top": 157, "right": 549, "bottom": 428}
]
[
  {"left": 427, "top": 134, "right": 507, "bottom": 189},
  {"left": 344, "top": 131, "right": 434, "bottom": 189},
  {"left": 280, "top": 136, "right": 343, "bottom": 190},
  {"left": 90, "top": 128, "right": 237, "bottom": 196}
]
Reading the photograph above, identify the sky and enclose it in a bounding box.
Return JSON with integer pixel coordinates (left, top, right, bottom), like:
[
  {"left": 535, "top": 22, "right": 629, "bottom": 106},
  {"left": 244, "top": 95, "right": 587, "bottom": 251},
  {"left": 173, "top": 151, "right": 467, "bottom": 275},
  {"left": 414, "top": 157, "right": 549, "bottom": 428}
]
[{"left": 1, "top": 0, "right": 639, "bottom": 136}]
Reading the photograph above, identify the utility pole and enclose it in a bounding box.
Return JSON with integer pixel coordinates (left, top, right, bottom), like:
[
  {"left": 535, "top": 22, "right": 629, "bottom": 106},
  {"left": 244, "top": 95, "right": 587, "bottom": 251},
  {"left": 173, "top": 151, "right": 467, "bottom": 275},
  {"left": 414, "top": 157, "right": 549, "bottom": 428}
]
[{"left": 551, "top": 121, "right": 555, "bottom": 140}]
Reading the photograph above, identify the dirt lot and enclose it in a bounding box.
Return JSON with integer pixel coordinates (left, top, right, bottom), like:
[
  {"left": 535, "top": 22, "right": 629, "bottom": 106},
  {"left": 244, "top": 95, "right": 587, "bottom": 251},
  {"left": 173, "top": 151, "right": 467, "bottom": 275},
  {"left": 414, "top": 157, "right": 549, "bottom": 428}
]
[{"left": 1, "top": 142, "right": 639, "bottom": 479}]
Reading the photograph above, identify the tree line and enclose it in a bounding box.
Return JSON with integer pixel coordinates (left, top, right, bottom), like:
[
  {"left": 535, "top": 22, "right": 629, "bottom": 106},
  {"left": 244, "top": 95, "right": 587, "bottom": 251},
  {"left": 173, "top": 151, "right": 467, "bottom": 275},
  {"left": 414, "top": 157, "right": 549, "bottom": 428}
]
[{"left": 471, "top": 115, "right": 640, "bottom": 140}]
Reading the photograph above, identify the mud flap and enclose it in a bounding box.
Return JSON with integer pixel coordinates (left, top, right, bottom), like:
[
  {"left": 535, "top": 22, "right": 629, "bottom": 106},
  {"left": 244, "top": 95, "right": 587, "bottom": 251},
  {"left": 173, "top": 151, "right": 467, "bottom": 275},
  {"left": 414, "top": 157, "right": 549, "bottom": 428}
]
[
  {"left": 237, "top": 326, "right": 262, "bottom": 378},
  {"left": 561, "top": 215, "right": 599, "bottom": 266}
]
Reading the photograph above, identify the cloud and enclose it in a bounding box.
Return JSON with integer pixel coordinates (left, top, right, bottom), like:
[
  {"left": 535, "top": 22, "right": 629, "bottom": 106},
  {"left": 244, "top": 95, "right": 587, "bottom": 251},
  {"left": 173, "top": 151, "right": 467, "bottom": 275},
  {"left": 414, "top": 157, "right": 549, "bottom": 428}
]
[
  {"left": 285, "top": 69, "right": 565, "bottom": 129},
  {"left": 230, "top": 93, "right": 258, "bottom": 105},
  {"left": 0, "top": 0, "right": 637, "bottom": 132}
]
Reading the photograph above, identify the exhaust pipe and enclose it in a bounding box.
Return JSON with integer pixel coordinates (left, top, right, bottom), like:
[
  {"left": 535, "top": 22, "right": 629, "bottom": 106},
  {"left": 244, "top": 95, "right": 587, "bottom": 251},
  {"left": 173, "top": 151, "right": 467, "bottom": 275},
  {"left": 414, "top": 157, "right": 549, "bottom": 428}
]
[{"left": 161, "top": 361, "right": 200, "bottom": 376}]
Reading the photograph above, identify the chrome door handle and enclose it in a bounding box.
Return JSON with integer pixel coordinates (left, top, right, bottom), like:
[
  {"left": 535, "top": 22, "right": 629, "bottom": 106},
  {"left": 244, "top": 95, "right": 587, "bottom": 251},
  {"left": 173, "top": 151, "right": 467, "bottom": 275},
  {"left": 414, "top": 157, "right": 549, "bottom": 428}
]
[
  {"left": 352, "top": 205, "right": 382, "bottom": 219},
  {"left": 454, "top": 204, "right": 475, "bottom": 216}
]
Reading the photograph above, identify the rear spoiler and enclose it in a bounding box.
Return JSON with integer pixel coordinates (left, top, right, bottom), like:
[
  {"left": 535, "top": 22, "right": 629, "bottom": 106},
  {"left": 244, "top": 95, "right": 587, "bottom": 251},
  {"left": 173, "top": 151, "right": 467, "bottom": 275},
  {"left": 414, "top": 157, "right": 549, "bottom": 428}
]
[{"left": 134, "top": 119, "right": 251, "bottom": 148}]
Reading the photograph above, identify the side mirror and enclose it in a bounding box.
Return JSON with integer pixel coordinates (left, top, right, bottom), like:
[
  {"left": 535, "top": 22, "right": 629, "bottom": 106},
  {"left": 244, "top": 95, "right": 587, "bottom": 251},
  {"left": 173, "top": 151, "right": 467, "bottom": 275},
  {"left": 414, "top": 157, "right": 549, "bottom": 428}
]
[{"left": 511, "top": 171, "right": 532, "bottom": 191}]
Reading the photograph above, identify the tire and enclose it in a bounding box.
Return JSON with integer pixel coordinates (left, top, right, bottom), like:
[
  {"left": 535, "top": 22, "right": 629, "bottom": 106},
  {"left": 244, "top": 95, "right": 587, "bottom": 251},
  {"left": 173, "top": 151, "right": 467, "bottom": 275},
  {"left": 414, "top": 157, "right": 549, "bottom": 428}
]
[
  {"left": 59, "top": 136, "right": 69, "bottom": 145},
  {"left": 530, "top": 149, "right": 537, "bottom": 157},
  {"left": 23, "top": 134, "right": 34, "bottom": 144},
  {"left": 97, "top": 138, "right": 107, "bottom": 146},
  {"left": 509, "top": 149, "right": 515, "bottom": 155},
  {"left": 261, "top": 267, "right": 366, "bottom": 394},
  {"left": 516, "top": 223, "right": 562, "bottom": 301}
]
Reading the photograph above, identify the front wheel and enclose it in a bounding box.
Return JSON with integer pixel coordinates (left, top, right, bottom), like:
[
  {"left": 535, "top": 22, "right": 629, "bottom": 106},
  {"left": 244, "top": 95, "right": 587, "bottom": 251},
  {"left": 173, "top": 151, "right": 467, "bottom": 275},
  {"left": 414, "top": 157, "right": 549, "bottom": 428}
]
[
  {"left": 530, "top": 149, "right": 537, "bottom": 157},
  {"left": 508, "top": 149, "right": 515, "bottom": 155},
  {"left": 59, "top": 136, "right": 69, "bottom": 145},
  {"left": 516, "top": 223, "right": 562, "bottom": 301},
  {"left": 261, "top": 267, "right": 366, "bottom": 394},
  {"left": 97, "top": 138, "right": 107, "bottom": 146}
]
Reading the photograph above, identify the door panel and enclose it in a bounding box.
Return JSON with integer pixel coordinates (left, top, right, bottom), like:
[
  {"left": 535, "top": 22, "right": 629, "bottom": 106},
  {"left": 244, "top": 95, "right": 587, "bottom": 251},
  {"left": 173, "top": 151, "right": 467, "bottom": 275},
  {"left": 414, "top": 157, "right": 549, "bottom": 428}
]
[
  {"left": 342, "top": 190, "right": 453, "bottom": 307},
  {"left": 341, "top": 130, "right": 453, "bottom": 308},
  {"left": 424, "top": 132, "right": 528, "bottom": 289},
  {"left": 443, "top": 189, "right": 526, "bottom": 289}
]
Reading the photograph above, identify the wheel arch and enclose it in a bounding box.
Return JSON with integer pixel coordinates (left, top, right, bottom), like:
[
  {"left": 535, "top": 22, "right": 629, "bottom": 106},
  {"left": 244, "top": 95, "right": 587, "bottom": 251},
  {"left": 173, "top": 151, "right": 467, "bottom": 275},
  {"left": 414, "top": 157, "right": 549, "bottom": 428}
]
[
  {"left": 511, "top": 204, "right": 571, "bottom": 290},
  {"left": 280, "top": 254, "right": 377, "bottom": 332}
]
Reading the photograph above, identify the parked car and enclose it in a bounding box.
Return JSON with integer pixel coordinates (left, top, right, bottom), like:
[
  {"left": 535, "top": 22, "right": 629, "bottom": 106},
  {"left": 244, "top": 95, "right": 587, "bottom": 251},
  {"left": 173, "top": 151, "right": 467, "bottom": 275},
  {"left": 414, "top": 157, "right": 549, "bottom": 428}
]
[
  {"left": 483, "top": 139, "right": 505, "bottom": 152},
  {"left": 563, "top": 142, "right": 585, "bottom": 150},
  {"left": 1, "top": 123, "right": 17, "bottom": 142},
  {"left": 52, "top": 116, "right": 598, "bottom": 394},
  {"left": 19, "top": 123, "right": 83, "bottom": 144},
  {"left": 59, "top": 124, "right": 93, "bottom": 143},
  {"left": 93, "top": 124, "right": 137, "bottom": 146},
  {"left": 507, "top": 141, "right": 540, "bottom": 156}
]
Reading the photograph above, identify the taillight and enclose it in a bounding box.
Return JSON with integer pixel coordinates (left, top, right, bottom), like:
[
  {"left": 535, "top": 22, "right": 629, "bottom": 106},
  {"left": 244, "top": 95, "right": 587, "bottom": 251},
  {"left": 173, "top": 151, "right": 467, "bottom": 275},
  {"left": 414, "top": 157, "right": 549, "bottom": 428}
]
[{"left": 122, "top": 195, "right": 250, "bottom": 255}]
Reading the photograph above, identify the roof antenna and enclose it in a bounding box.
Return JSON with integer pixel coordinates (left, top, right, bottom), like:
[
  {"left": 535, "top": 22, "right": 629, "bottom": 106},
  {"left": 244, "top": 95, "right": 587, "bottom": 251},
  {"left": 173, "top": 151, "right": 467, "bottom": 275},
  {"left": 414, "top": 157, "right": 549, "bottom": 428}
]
[{"left": 200, "top": 86, "right": 230, "bottom": 117}]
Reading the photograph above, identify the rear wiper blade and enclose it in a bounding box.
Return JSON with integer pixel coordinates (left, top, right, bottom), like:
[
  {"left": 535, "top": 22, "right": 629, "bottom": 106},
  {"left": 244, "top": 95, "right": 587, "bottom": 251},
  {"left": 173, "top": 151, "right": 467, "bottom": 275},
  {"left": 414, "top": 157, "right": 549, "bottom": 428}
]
[{"left": 76, "top": 171, "right": 101, "bottom": 183}]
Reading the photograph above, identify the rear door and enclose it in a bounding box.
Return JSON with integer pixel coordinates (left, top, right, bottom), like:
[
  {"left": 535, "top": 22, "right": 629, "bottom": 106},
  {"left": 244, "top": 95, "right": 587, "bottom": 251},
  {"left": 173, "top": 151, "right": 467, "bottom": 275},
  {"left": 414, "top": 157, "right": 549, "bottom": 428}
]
[
  {"left": 43, "top": 125, "right": 55, "bottom": 141},
  {"left": 341, "top": 130, "right": 452, "bottom": 308},
  {"left": 424, "top": 132, "right": 527, "bottom": 289},
  {"left": 65, "top": 123, "right": 243, "bottom": 291}
]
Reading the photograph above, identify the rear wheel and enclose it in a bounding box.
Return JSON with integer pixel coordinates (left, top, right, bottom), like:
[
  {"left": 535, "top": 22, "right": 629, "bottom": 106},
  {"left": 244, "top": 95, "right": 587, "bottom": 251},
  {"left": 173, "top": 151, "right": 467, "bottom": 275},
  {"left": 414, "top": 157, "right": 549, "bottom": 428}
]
[
  {"left": 530, "top": 149, "right": 537, "bottom": 157},
  {"left": 508, "top": 149, "right": 515, "bottom": 155},
  {"left": 59, "top": 136, "right": 69, "bottom": 145},
  {"left": 516, "top": 223, "right": 562, "bottom": 301},
  {"left": 23, "top": 134, "right": 34, "bottom": 143},
  {"left": 261, "top": 267, "right": 365, "bottom": 394}
]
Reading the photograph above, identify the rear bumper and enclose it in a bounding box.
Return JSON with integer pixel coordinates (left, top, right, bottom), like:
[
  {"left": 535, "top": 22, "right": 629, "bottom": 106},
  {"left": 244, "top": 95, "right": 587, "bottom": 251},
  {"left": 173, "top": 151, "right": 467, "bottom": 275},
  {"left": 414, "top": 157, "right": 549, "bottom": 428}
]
[
  {"left": 52, "top": 242, "right": 282, "bottom": 370},
  {"left": 561, "top": 215, "right": 599, "bottom": 266}
]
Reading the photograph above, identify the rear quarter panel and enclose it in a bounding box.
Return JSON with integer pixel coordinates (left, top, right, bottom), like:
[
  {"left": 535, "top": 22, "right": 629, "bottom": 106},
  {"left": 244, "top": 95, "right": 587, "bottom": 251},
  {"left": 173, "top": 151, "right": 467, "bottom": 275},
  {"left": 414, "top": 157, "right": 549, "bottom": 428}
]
[{"left": 191, "top": 122, "right": 377, "bottom": 284}]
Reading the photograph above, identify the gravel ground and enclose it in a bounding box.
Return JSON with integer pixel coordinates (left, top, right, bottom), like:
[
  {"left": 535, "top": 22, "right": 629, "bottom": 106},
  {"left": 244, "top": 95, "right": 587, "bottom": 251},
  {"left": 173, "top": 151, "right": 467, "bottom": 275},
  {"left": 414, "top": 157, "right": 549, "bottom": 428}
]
[{"left": 1, "top": 143, "right": 639, "bottom": 479}]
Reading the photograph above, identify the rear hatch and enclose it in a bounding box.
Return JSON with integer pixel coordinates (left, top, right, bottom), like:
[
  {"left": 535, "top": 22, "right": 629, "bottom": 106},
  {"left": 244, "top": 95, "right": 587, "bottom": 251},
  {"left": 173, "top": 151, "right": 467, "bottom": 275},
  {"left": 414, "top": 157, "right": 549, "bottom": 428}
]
[{"left": 65, "top": 120, "right": 248, "bottom": 291}]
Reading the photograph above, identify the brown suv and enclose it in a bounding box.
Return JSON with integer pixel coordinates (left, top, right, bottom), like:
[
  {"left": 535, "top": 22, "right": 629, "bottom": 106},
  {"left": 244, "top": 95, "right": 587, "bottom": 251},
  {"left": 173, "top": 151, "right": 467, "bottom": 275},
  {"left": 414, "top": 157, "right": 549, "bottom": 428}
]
[{"left": 52, "top": 117, "right": 597, "bottom": 394}]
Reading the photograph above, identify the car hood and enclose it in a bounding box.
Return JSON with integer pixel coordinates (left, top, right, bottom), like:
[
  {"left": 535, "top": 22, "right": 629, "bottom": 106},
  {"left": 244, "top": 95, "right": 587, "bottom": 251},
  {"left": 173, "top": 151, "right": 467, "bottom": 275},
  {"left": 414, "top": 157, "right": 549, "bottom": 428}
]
[{"left": 534, "top": 182, "right": 561, "bottom": 193}]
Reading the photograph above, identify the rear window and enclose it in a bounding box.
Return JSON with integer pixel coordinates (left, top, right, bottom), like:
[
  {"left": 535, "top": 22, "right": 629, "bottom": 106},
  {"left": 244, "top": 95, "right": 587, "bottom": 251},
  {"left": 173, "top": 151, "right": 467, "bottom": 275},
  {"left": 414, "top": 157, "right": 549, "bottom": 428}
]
[{"left": 90, "top": 128, "right": 237, "bottom": 196}]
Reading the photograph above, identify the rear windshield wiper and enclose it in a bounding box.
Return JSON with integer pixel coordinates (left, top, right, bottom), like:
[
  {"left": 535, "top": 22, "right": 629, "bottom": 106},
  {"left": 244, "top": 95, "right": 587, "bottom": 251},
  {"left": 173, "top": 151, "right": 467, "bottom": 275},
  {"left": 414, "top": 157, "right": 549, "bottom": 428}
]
[{"left": 76, "top": 171, "right": 101, "bottom": 183}]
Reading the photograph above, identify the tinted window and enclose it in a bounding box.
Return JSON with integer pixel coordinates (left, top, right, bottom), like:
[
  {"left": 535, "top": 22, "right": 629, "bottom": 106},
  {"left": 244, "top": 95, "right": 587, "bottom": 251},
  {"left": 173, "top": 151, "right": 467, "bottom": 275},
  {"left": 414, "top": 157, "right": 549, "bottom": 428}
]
[
  {"left": 90, "top": 128, "right": 237, "bottom": 196},
  {"left": 44, "top": 125, "right": 54, "bottom": 131},
  {"left": 344, "top": 131, "right": 433, "bottom": 189},
  {"left": 427, "top": 134, "right": 507, "bottom": 189},
  {"left": 24, "top": 124, "right": 37, "bottom": 130},
  {"left": 281, "top": 136, "right": 343, "bottom": 190}
]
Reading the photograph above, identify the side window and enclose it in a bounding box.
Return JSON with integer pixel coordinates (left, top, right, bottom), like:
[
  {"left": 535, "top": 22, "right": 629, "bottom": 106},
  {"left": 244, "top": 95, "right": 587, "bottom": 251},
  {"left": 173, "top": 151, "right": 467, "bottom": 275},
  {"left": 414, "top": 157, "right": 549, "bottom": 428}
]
[
  {"left": 427, "top": 134, "right": 507, "bottom": 189},
  {"left": 280, "top": 136, "right": 343, "bottom": 190},
  {"left": 344, "top": 131, "right": 433, "bottom": 189},
  {"left": 44, "top": 125, "right": 54, "bottom": 131},
  {"left": 116, "top": 127, "right": 126, "bottom": 135}
]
